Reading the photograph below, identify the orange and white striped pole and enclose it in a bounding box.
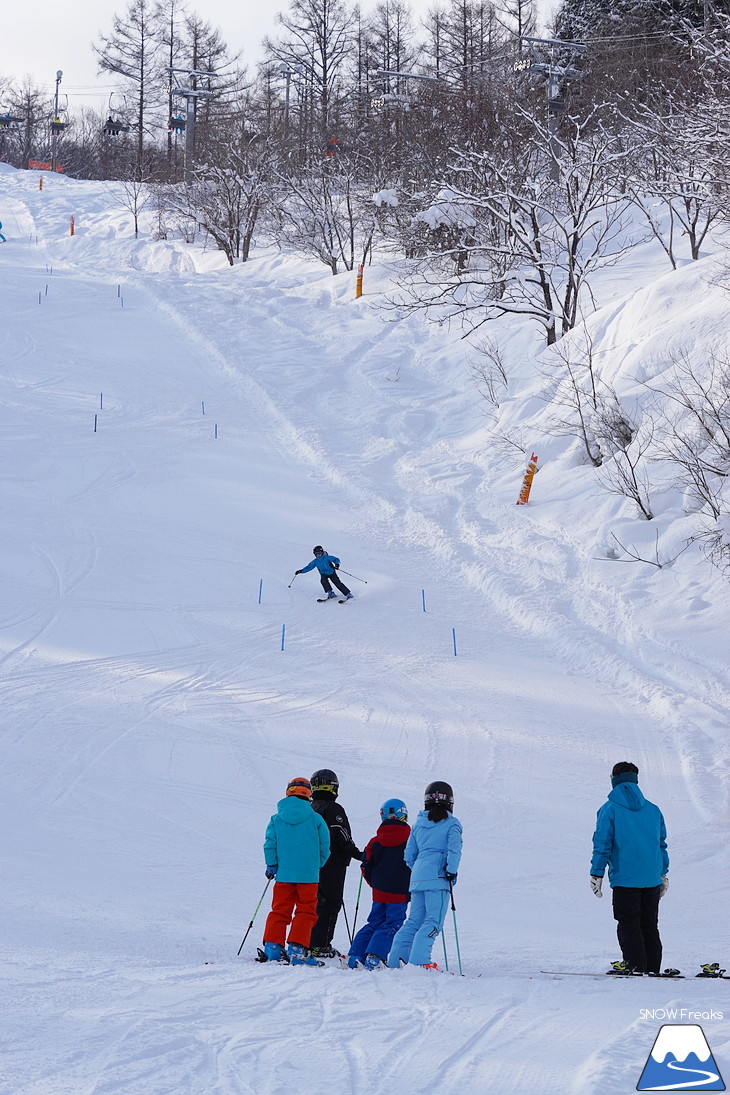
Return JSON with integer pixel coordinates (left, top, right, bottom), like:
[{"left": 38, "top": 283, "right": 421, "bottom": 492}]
[
  {"left": 355, "top": 263, "right": 364, "bottom": 299},
  {"left": 516, "top": 452, "right": 538, "bottom": 505},
  {"left": 70, "top": 215, "right": 75, "bottom": 236}
]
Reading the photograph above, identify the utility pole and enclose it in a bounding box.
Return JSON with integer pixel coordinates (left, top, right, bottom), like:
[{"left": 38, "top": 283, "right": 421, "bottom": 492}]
[
  {"left": 167, "top": 67, "right": 216, "bottom": 183},
  {"left": 520, "top": 37, "right": 586, "bottom": 182},
  {"left": 51, "top": 69, "right": 63, "bottom": 173},
  {"left": 279, "top": 63, "right": 304, "bottom": 135}
]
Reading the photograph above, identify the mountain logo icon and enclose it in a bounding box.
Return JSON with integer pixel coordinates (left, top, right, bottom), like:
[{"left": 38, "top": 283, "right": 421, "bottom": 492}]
[{"left": 637, "top": 1024, "right": 725, "bottom": 1090}]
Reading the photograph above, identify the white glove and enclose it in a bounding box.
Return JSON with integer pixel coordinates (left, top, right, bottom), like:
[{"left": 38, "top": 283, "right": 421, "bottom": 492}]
[
  {"left": 659, "top": 875, "right": 669, "bottom": 898},
  {"left": 590, "top": 875, "right": 603, "bottom": 898}
]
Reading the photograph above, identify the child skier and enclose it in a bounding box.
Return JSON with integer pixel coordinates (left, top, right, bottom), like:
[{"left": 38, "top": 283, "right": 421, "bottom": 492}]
[
  {"left": 387, "top": 781, "right": 462, "bottom": 969},
  {"left": 309, "top": 768, "right": 363, "bottom": 957},
  {"left": 347, "top": 798, "right": 411, "bottom": 969},
  {"left": 261, "top": 776, "right": 331, "bottom": 966},
  {"left": 294, "top": 545, "right": 353, "bottom": 601}
]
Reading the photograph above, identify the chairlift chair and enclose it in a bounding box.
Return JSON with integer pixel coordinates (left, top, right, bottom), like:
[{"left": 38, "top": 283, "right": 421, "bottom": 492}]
[{"left": 103, "top": 117, "right": 130, "bottom": 136}]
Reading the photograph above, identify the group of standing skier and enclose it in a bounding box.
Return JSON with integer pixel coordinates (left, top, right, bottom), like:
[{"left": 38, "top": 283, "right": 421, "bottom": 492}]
[
  {"left": 267, "top": 545, "right": 671, "bottom": 975},
  {"left": 260, "top": 771, "right": 462, "bottom": 969},
  {"left": 259, "top": 758, "right": 670, "bottom": 974}
]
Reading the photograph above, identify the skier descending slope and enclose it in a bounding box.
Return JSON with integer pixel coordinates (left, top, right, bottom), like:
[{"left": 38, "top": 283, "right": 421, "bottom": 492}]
[
  {"left": 261, "top": 777, "right": 331, "bottom": 966},
  {"left": 294, "top": 546, "right": 353, "bottom": 601},
  {"left": 387, "top": 782, "right": 462, "bottom": 969}
]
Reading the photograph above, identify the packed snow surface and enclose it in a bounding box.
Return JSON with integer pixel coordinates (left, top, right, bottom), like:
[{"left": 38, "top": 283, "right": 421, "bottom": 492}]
[{"left": 1, "top": 164, "right": 729, "bottom": 1095}]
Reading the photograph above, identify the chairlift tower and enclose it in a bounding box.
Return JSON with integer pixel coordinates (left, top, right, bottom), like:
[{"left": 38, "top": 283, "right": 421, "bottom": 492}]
[
  {"left": 167, "top": 67, "right": 216, "bottom": 183},
  {"left": 51, "top": 69, "right": 65, "bottom": 173},
  {"left": 520, "top": 37, "right": 586, "bottom": 181}
]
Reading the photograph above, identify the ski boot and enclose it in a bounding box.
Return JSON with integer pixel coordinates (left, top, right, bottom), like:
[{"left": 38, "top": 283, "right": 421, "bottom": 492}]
[
  {"left": 287, "top": 943, "right": 324, "bottom": 966},
  {"left": 607, "top": 960, "right": 642, "bottom": 976},
  {"left": 310, "top": 945, "right": 342, "bottom": 959},
  {"left": 697, "top": 962, "right": 727, "bottom": 978},
  {"left": 257, "top": 941, "right": 290, "bottom": 963},
  {"left": 364, "top": 953, "right": 387, "bottom": 970}
]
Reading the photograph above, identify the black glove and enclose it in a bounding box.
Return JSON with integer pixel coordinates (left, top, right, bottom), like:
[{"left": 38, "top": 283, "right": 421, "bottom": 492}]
[
  {"left": 334, "top": 563, "right": 339, "bottom": 569},
  {"left": 352, "top": 847, "right": 364, "bottom": 861},
  {"left": 294, "top": 570, "right": 301, "bottom": 575},
  {"left": 445, "top": 872, "right": 457, "bottom": 883},
  {"left": 265, "top": 867, "right": 277, "bottom": 879}
]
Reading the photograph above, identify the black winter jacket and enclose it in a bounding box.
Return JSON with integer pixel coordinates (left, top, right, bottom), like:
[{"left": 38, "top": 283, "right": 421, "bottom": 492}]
[{"left": 312, "top": 792, "right": 362, "bottom": 866}]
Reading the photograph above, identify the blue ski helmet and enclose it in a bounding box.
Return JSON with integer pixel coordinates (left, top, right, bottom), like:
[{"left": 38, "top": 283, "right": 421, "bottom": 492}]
[
  {"left": 313, "top": 545, "right": 325, "bottom": 556},
  {"left": 380, "top": 798, "right": 408, "bottom": 822}
]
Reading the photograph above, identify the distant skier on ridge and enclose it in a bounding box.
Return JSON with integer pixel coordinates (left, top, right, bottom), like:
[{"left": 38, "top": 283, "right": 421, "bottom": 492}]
[
  {"left": 590, "top": 761, "right": 669, "bottom": 975},
  {"left": 294, "top": 545, "right": 353, "bottom": 602}
]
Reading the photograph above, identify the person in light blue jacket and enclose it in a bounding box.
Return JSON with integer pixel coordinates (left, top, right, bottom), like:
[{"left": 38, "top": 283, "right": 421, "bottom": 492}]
[
  {"left": 590, "top": 761, "right": 669, "bottom": 974},
  {"left": 294, "top": 545, "right": 352, "bottom": 601},
  {"left": 387, "top": 781, "right": 462, "bottom": 969}
]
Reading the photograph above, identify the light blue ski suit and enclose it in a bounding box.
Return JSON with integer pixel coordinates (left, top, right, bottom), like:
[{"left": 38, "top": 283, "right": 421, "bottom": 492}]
[{"left": 387, "top": 810, "right": 463, "bottom": 967}]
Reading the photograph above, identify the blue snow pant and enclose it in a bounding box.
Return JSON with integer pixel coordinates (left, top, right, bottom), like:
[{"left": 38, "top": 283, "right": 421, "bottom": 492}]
[
  {"left": 348, "top": 901, "right": 408, "bottom": 967},
  {"left": 387, "top": 889, "right": 449, "bottom": 967}
]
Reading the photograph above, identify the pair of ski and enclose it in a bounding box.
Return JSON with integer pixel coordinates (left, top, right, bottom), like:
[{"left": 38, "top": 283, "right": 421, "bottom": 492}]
[
  {"left": 317, "top": 597, "right": 352, "bottom": 604},
  {"left": 542, "top": 970, "right": 685, "bottom": 979}
]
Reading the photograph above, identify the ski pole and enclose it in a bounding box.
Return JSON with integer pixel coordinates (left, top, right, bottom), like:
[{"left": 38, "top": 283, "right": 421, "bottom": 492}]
[
  {"left": 237, "top": 878, "right": 273, "bottom": 956},
  {"left": 351, "top": 874, "right": 363, "bottom": 938},
  {"left": 441, "top": 924, "right": 450, "bottom": 972},
  {"left": 287, "top": 573, "right": 298, "bottom": 589},
  {"left": 337, "top": 569, "right": 367, "bottom": 584},
  {"left": 341, "top": 900, "right": 353, "bottom": 945},
  {"left": 449, "top": 880, "right": 463, "bottom": 976}
]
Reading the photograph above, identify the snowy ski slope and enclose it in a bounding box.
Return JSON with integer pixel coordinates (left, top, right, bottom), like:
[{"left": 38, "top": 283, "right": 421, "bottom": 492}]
[{"left": 1, "top": 164, "right": 729, "bottom": 1095}]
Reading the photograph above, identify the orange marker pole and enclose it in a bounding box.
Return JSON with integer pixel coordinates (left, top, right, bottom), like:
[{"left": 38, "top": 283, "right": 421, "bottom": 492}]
[
  {"left": 516, "top": 452, "right": 539, "bottom": 505},
  {"left": 70, "top": 215, "right": 75, "bottom": 236},
  {"left": 355, "top": 263, "right": 364, "bottom": 299}
]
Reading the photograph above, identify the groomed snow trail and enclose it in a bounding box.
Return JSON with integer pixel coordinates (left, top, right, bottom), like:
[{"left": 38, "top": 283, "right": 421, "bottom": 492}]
[{"left": 1, "top": 167, "right": 729, "bottom": 1095}]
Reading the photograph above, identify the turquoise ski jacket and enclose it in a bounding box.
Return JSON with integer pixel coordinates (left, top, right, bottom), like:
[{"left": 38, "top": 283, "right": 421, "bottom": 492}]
[
  {"left": 591, "top": 783, "right": 669, "bottom": 888},
  {"left": 264, "top": 796, "right": 331, "bottom": 883},
  {"left": 404, "top": 810, "right": 463, "bottom": 892},
  {"left": 300, "top": 554, "right": 340, "bottom": 576}
]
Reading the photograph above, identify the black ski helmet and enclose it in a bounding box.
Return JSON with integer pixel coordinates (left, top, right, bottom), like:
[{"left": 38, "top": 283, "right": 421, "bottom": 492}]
[
  {"left": 311, "top": 768, "right": 339, "bottom": 795},
  {"left": 313, "top": 545, "right": 325, "bottom": 556},
  {"left": 424, "top": 780, "right": 454, "bottom": 812}
]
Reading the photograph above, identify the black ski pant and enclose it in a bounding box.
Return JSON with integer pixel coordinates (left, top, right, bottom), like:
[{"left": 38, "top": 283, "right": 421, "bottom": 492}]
[
  {"left": 612, "top": 885, "right": 662, "bottom": 973},
  {"left": 310, "top": 859, "right": 348, "bottom": 949},
  {"left": 320, "top": 572, "right": 351, "bottom": 597}
]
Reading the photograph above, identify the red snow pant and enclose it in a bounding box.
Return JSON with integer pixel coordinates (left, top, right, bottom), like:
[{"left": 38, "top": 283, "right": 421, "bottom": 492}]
[{"left": 263, "top": 882, "right": 319, "bottom": 948}]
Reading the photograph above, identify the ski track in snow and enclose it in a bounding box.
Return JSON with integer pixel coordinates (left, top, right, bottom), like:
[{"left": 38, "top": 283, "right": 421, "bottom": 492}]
[{"left": 1, "top": 168, "right": 730, "bottom": 1095}]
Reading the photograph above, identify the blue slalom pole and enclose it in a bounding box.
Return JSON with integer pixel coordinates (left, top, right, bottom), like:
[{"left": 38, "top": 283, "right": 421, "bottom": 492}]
[
  {"left": 452, "top": 628, "right": 457, "bottom": 656},
  {"left": 422, "top": 589, "right": 426, "bottom": 612},
  {"left": 258, "top": 579, "right": 263, "bottom": 604},
  {"left": 281, "top": 624, "right": 286, "bottom": 651}
]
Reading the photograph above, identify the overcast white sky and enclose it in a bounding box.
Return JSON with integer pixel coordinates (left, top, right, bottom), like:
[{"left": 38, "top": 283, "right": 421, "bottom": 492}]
[
  {"left": 5, "top": 0, "right": 552, "bottom": 114},
  {"left": 1, "top": 0, "right": 449, "bottom": 112}
]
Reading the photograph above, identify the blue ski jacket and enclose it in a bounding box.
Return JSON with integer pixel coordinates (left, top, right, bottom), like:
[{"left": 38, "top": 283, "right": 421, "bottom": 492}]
[
  {"left": 299, "top": 554, "right": 341, "bottom": 577},
  {"left": 264, "top": 796, "right": 331, "bottom": 883},
  {"left": 591, "top": 783, "right": 669, "bottom": 888},
  {"left": 404, "top": 810, "right": 463, "bottom": 892}
]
